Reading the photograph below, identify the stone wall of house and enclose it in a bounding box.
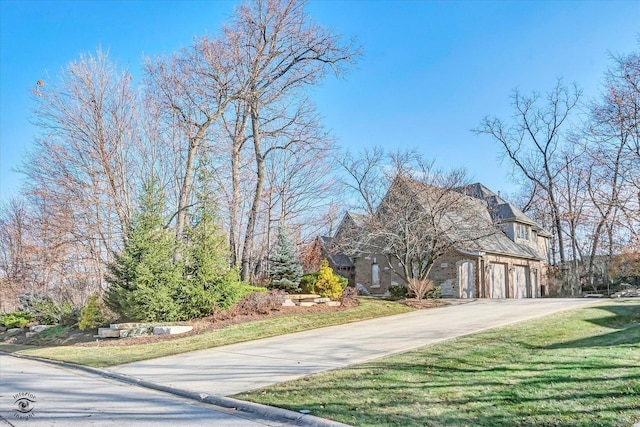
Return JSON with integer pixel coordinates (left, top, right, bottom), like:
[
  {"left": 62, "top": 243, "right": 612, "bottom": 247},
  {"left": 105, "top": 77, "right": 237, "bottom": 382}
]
[
  {"left": 352, "top": 249, "right": 548, "bottom": 299},
  {"left": 353, "top": 253, "right": 405, "bottom": 295},
  {"left": 426, "top": 251, "right": 478, "bottom": 297}
]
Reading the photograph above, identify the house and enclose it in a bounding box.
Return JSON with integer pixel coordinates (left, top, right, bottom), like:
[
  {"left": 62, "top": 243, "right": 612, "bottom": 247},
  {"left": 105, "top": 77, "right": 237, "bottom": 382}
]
[{"left": 322, "top": 178, "right": 550, "bottom": 299}]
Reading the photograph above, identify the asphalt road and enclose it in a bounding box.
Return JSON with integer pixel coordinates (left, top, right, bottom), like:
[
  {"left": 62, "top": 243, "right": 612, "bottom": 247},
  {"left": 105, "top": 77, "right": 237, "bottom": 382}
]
[
  {"left": 0, "top": 354, "right": 295, "bottom": 426},
  {"left": 111, "top": 298, "right": 597, "bottom": 396}
]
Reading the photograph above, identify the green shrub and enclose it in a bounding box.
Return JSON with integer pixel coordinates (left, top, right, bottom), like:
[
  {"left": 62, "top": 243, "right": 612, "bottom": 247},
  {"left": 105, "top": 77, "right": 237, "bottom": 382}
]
[
  {"left": 314, "top": 260, "right": 346, "bottom": 300},
  {"left": 34, "top": 325, "right": 72, "bottom": 340},
  {"left": 24, "top": 294, "right": 80, "bottom": 326},
  {"left": 60, "top": 301, "right": 80, "bottom": 326},
  {"left": 299, "top": 272, "right": 319, "bottom": 294},
  {"left": 337, "top": 274, "right": 348, "bottom": 289},
  {"left": 389, "top": 284, "right": 408, "bottom": 299},
  {"left": 0, "top": 310, "right": 33, "bottom": 328},
  {"left": 427, "top": 285, "right": 442, "bottom": 299},
  {"left": 31, "top": 298, "right": 60, "bottom": 324},
  {"left": 79, "top": 294, "right": 116, "bottom": 330}
]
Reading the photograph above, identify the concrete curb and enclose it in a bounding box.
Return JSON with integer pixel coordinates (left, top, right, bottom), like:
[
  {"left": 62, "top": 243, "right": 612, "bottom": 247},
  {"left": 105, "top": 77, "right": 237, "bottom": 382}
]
[{"left": 0, "top": 351, "right": 350, "bottom": 427}]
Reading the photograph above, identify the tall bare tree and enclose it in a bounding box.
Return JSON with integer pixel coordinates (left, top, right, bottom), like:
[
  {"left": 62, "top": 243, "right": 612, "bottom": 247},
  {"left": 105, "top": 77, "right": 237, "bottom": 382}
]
[
  {"left": 475, "top": 81, "right": 581, "bottom": 265},
  {"left": 144, "top": 36, "right": 237, "bottom": 242},
  {"left": 224, "top": 0, "right": 359, "bottom": 280}
]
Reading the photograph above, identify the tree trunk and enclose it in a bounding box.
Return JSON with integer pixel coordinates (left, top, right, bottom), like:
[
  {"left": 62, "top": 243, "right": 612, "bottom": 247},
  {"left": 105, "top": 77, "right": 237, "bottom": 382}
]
[
  {"left": 241, "top": 104, "right": 264, "bottom": 281},
  {"left": 175, "top": 118, "right": 213, "bottom": 243}
]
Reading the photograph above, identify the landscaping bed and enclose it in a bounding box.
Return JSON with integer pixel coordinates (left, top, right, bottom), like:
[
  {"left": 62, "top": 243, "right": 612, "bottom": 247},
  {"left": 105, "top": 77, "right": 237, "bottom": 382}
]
[
  {"left": 0, "top": 297, "right": 418, "bottom": 367},
  {"left": 0, "top": 295, "right": 359, "bottom": 348}
]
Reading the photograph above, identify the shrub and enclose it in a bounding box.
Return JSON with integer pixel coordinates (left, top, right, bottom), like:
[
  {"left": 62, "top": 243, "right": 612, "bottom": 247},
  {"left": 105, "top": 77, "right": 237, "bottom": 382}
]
[
  {"left": 314, "top": 260, "right": 346, "bottom": 300},
  {"left": 234, "top": 289, "right": 286, "bottom": 315},
  {"left": 299, "top": 272, "right": 319, "bottom": 294},
  {"left": 59, "top": 301, "right": 80, "bottom": 326},
  {"left": 407, "top": 278, "right": 435, "bottom": 300},
  {"left": 389, "top": 284, "right": 408, "bottom": 299},
  {"left": 428, "top": 285, "right": 442, "bottom": 299},
  {"left": 0, "top": 310, "right": 33, "bottom": 328},
  {"left": 30, "top": 296, "right": 62, "bottom": 325},
  {"left": 337, "top": 274, "right": 348, "bottom": 289},
  {"left": 79, "top": 294, "right": 117, "bottom": 331}
]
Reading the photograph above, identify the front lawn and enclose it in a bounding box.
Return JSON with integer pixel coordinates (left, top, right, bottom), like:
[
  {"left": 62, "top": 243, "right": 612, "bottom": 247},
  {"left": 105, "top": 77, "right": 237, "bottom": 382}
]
[
  {"left": 237, "top": 300, "right": 640, "bottom": 426},
  {"left": 0, "top": 298, "right": 413, "bottom": 367}
]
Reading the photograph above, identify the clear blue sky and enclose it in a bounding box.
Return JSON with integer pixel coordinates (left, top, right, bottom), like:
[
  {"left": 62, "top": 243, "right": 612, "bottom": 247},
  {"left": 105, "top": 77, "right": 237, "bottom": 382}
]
[{"left": 1, "top": 0, "right": 639, "bottom": 204}]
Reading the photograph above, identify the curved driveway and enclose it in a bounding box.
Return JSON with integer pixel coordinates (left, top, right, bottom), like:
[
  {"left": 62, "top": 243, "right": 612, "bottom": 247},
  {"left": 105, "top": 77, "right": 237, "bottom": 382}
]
[{"left": 111, "top": 298, "right": 597, "bottom": 396}]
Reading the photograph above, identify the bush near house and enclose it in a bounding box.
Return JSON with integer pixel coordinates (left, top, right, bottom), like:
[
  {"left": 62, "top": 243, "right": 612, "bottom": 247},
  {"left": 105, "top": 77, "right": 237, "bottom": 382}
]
[
  {"left": 313, "top": 260, "right": 347, "bottom": 300},
  {"left": 299, "top": 272, "right": 319, "bottom": 294},
  {"left": 300, "top": 260, "right": 348, "bottom": 299},
  {"left": 389, "top": 284, "right": 408, "bottom": 299},
  {"left": 407, "top": 278, "right": 435, "bottom": 300}
]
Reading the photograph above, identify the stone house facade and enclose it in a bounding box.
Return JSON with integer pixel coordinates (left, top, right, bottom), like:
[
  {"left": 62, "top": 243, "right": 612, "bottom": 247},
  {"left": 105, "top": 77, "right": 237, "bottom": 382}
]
[{"left": 322, "top": 181, "right": 550, "bottom": 299}]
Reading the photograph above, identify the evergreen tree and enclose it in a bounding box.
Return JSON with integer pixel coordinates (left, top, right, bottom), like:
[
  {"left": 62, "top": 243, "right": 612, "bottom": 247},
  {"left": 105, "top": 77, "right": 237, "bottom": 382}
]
[
  {"left": 180, "top": 181, "right": 245, "bottom": 317},
  {"left": 106, "top": 178, "right": 183, "bottom": 321},
  {"left": 269, "top": 223, "right": 303, "bottom": 292}
]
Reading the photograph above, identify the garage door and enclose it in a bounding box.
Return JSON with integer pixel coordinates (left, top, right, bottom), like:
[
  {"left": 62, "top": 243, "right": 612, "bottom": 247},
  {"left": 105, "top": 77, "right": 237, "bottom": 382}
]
[
  {"left": 489, "top": 263, "right": 507, "bottom": 298},
  {"left": 458, "top": 260, "right": 475, "bottom": 298},
  {"left": 513, "top": 266, "right": 529, "bottom": 298}
]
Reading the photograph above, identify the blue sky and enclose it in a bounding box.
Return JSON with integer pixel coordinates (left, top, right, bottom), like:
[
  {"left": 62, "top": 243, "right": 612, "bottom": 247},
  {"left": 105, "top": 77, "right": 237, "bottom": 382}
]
[{"left": 1, "top": 0, "right": 639, "bottom": 204}]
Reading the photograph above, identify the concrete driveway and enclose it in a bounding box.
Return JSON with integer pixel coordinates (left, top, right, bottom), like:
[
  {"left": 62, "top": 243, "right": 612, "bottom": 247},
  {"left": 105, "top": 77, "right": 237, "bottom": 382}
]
[
  {"left": 0, "top": 354, "right": 299, "bottom": 426},
  {"left": 111, "top": 298, "right": 597, "bottom": 396}
]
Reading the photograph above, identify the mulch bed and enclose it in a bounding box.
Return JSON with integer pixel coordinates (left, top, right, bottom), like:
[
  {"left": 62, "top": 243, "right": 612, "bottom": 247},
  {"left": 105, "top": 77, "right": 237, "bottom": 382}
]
[
  {"left": 2, "top": 297, "right": 448, "bottom": 347},
  {"left": 400, "top": 298, "right": 450, "bottom": 309}
]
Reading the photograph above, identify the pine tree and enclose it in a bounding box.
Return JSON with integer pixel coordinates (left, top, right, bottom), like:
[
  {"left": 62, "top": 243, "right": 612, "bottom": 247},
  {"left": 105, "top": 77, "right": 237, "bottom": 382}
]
[
  {"left": 106, "top": 178, "right": 183, "bottom": 321},
  {"left": 269, "top": 223, "right": 303, "bottom": 292},
  {"left": 180, "top": 181, "right": 245, "bottom": 317}
]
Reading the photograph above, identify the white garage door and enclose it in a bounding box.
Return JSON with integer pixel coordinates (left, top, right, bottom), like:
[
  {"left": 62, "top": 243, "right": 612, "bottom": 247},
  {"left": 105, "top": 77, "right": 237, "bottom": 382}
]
[
  {"left": 513, "top": 265, "right": 529, "bottom": 298},
  {"left": 490, "top": 263, "right": 507, "bottom": 298},
  {"left": 458, "top": 261, "right": 475, "bottom": 298}
]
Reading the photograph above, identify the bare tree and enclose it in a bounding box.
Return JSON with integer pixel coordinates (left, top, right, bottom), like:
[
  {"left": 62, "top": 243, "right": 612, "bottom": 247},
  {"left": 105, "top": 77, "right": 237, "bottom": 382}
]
[
  {"left": 224, "top": 0, "right": 360, "bottom": 280},
  {"left": 475, "top": 81, "right": 581, "bottom": 265},
  {"left": 26, "top": 49, "right": 138, "bottom": 243},
  {"left": 144, "top": 36, "right": 237, "bottom": 243}
]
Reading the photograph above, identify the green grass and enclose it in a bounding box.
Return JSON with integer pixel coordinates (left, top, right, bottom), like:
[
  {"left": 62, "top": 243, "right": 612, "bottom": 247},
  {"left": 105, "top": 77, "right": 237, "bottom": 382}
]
[
  {"left": 236, "top": 300, "right": 640, "bottom": 427},
  {"left": 0, "top": 298, "right": 412, "bottom": 367}
]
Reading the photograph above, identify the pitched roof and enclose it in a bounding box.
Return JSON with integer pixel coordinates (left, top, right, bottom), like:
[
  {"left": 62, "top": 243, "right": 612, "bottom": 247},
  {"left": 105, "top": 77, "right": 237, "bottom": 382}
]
[
  {"left": 318, "top": 236, "right": 355, "bottom": 267},
  {"left": 396, "top": 178, "right": 545, "bottom": 260},
  {"left": 459, "top": 183, "right": 551, "bottom": 236}
]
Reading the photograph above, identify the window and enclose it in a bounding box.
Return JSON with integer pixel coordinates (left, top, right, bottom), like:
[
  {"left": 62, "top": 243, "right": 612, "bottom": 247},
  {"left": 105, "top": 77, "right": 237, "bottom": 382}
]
[{"left": 516, "top": 224, "right": 529, "bottom": 240}]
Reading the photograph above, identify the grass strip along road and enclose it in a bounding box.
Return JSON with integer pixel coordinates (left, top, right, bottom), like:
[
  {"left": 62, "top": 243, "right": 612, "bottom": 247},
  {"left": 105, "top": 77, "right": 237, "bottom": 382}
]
[{"left": 237, "top": 299, "right": 640, "bottom": 427}]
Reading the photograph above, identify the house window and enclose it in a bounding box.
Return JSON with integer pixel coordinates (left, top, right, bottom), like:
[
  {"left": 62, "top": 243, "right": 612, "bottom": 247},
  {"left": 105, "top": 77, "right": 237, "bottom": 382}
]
[{"left": 516, "top": 224, "right": 529, "bottom": 240}]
